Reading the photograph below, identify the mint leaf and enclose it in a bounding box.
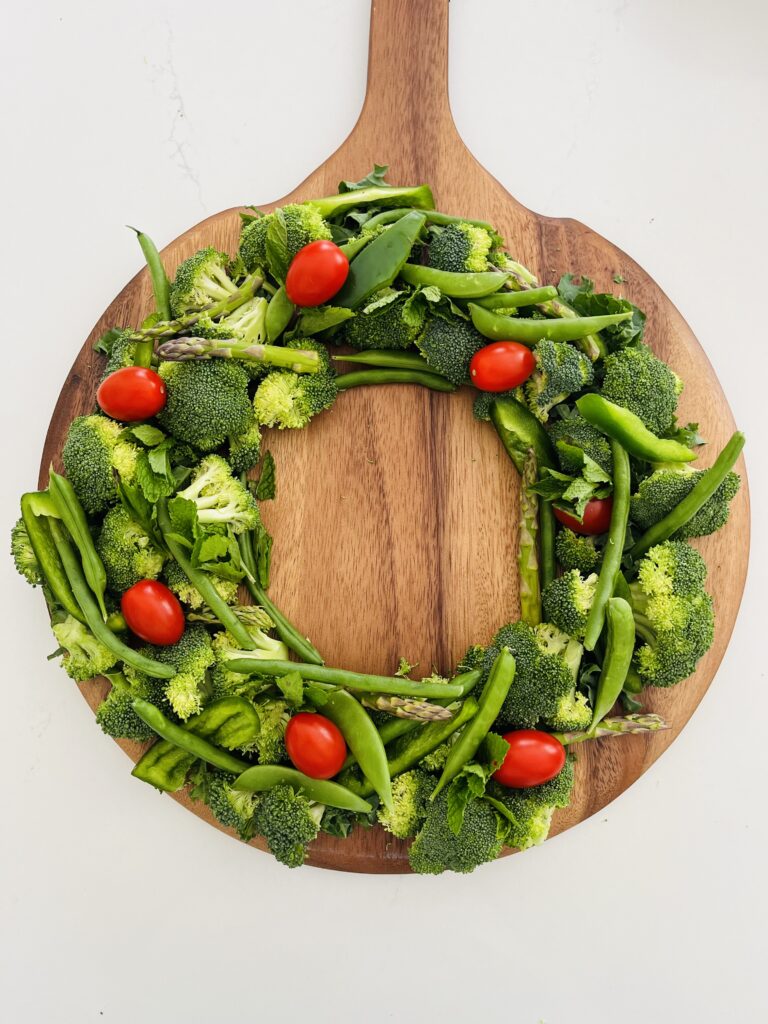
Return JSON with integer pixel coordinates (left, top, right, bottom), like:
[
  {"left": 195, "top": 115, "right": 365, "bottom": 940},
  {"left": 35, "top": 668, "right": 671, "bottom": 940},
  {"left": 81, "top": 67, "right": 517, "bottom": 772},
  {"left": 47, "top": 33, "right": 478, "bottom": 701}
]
[
  {"left": 276, "top": 671, "right": 304, "bottom": 707},
  {"left": 265, "top": 209, "right": 290, "bottom": 282},
  {"left": 125, "top": 424, "right": 166, "bottom": 447},
  {"left": 255, "top": 451, "right": 276, "bottom": 501}
]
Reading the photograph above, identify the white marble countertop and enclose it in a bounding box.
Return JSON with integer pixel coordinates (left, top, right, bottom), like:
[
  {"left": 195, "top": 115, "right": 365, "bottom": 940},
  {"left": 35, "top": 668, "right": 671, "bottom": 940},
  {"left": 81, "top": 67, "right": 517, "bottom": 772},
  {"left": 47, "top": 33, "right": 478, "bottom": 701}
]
[{"left": 2, "top": 2, "right": 766, "bottom": 1021}]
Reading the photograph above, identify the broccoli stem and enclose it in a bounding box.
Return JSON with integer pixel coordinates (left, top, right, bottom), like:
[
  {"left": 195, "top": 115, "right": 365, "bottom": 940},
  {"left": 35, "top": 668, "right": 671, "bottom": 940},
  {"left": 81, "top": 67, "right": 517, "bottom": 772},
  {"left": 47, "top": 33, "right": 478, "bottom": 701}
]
[
  {"left": 519, "top": 450, "right": 542, "bottom": 625},
  {"left": 553, "top": 713, "right": 669, "bottom": 745},
  {"left": 155, "top": 337, "right": 320, "bottom": 374},
  {"left": 129, "top": 273, "right": 263, "bottom": 341},
  {"left": 337, "top": 369, "right": 456, "bottom": 393}
]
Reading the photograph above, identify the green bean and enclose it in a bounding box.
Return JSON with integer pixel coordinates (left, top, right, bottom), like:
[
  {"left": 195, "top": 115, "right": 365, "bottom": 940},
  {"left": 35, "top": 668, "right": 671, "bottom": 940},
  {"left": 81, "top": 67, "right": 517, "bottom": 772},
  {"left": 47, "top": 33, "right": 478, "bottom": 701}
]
[
  {"left": 315, "top": 690, "right": 392, "bottom": 810},
  {"left": 398, "top": 264, "right": 508, "bottom": 299},
  {"left": 132, "top": 699, "right": 249, "bottom": 774},
  {"left": 334, "top": 211, "right": 427, "bottom": 309},
  {"left": 337, "top": 369, "right": 456, "bottom": 393},
  {"left": 576, "top": 394, "right": 696, "bottom": 464},
  {"left": 432, "top": 649, "right": 516, "bottom": 797},
  {"left": 308, "top": 185, "right": 434, "bottom": 221},
  {"left": 130, "top": 228, "right": 171, "bottom": 366},
  {"left": 20, "top": 493, "right": 83, "bottom": 622},
  {"left": 629, "top": 431, "right": 746, "bottom": 559},
  {"left": 359, "top": 207, "right": 497, "bottom": 233},
  {"left": 48, "top": 519, "right": 174, "bottom": 678},
  {"left": 590, "top": 598, "right": 636, "bottom": 731},
  {"left": 333, "top": 350, "right": 433, "bottom": 372},
  {"left": 490, "top": 396, "right": 557, "bottom": 474},
  {"left": 233, "top": 765, "right": 372, "bottom": 813},
  {"left": 583, "top": 440, "right": 631, "bottom": 651},
  {"left": 469, "top": 303, "right": 632, "bottom": 346},
  {"left": 265, "top": 285, "right": 294, "bottom": 343},
  {"left": 48, "top": 470, "right": 108, "bottom": 619},
  {"left": 474, "top": 286, "right": 559, "bottom": 310}
]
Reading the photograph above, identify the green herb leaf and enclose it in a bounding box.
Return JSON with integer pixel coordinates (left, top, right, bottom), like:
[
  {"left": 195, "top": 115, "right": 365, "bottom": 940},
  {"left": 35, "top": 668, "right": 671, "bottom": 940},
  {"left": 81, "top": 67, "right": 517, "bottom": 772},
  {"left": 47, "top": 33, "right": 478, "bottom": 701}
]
[
  {"left": 255, "top": 451, "right": 276, "bottom": 501},
  {"left": 296, "top": 306, "right": 354, "bottom": 336},
  {"left": 124, "top": 424, "right": 166, "bottom": 447},
  {"left": 93, "top": 327, "right": 125, "bottom": 355},
  {"left": 276, "top": 671, "right": 304, "bottom": 707},
  {"left": 253, "top": 523, "right": 273, "bottom": 588},
  {"left": 447, "top": 764, "right": 488, "bottom": 836},
  {"left": 265, "top": 208, "right": 290, "bottom": 283},
  {"left": 338, "top": 165, "right": 390, "bottom": 192}
]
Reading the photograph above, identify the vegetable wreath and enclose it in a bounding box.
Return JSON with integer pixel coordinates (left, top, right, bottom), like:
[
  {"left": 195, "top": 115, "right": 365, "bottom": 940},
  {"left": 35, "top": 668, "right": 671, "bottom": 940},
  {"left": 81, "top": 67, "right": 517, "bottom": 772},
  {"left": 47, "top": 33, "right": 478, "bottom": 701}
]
[{"left": 12, "top": 166, "right": 745, "bottom": 874}]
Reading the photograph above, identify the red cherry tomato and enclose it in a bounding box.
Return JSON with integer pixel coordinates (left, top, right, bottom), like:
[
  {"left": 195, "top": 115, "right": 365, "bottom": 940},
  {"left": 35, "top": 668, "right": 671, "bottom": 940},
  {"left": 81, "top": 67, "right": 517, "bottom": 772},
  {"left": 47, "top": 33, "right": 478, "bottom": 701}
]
[
  {"left": 493, "top": 730, "right": 566, "bottom": 788},
  {"left": 121, "top": 580, "right": 185, "bottom": 646},
  {"left": 285, "top": 713, "right": 347, "bottom": 779},
  {"left": 97, "top": 367, "right": 167, "bottom": 422},
  {"left": 553, "top": 497, "right": 613, "bottom": 536},
  {"left": 469, "top": 342, "right": 536, "bottom": 392},
  {"left": 285, "top": 240, "right": 349, "bottom": 307}
]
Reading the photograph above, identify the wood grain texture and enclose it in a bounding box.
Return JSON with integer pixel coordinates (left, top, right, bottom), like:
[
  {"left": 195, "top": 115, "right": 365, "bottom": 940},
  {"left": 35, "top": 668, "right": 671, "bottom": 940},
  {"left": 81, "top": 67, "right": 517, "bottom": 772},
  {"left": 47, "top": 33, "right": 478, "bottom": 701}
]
[{"left": 39, "top": 0, "right": 750, "bottom": 873}]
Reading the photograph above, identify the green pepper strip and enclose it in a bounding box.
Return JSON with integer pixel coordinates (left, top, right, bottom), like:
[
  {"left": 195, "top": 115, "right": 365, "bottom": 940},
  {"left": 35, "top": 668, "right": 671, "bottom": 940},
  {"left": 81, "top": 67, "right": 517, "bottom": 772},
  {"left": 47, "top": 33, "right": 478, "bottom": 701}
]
[
  {"left": 337, "top": 369, "right": 456, "bottom": 393},
  {"left": 474, "top": 286, "right": 559, "bottom": 310},
  {"left": 469, "top": 303, "right": 632, "bottom": 346},
  {"left": 48, "top": 470, "right": 108, "bottom": 619},
  {"left": 265, "top": 285, "right": 295, "bottom": 343},
  {"left": 583, "top": 440, "right": 631, "bottom": 651},
  {"left": 130, "top": 228, "right": 171, "bottom": 366},
  {"left": 629, "top": 431, "right": 746, "bottom": 559},
  {"left": 399, "top": 264, "right": 508, "bottom": 299},
  {"left": 576, "top": 394, "right": 696, "bottom": 464},
  {"left": 233, "top": 765, "right": 372, "bottom": 813},
  {"left": 20, "top": 493, "right": 84, "bottom": 622},
  {"left": 48, "top": 519, "right": 174, "bottom": 678},
  {"left": 156, "top": 498, "right": 257, "bottom": 651},
  {"left": 589, "top": 598, "right": 636, "bottom": 731},
  {"left": 315, "top": 690, "right": 392, "bottom": 811},
  {"left": 224, "top": 658, "right": 466, "bottom": 699},
  {"left": 307, "top": 184, "right": 434, "bottom": 221},
  {"left": 432, "top": 649, "right": 516, "bottom": 798},
  {"left": 333, "top": 350, "right": 433, "bottom": 372},
  {"left": 132, "top": 699, "right": 249, "bottom": 774},
  {"left": 334, "top": 211, "right": 427, "bottom": 309}
]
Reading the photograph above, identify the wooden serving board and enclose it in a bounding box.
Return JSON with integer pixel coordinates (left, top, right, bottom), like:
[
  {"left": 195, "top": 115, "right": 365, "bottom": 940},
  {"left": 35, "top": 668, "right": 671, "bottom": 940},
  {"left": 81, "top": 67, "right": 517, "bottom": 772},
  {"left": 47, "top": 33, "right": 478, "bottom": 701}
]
[{"left": 39, "top": 0, "right": 749, "bottom": 873}]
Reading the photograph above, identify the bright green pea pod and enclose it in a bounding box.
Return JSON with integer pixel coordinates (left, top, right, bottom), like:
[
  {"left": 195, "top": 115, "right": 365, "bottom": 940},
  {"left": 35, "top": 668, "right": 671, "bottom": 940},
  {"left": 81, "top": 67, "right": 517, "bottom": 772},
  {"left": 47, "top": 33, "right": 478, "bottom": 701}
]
[
  {"left": 265, "top": 285, "right": 294, "bottom": 342},
  {"left": 334, "top": 211, "right": 427, "bottom": 309},
  {"left": 398, "top": 263, "right": 508, "bottom": 298},
  {"left": 474, "top": 285, "right": 559, "bottom": 310},
  {"left": 469, "top": 303, "right": 632, "bottom": 345},
  {"left": 131, "top": 228, "right": 171, "bottom": 366},
  {"left": 132, "top": 699, "right": 250, "bottom": 774},
  {"left": 490, "top": 396, "right": 557, "bottom": 474},
  {"left": 48, "top": 470, "right": 108, "bottom": 619},
  {"left": 307, "top": 184, "right": 434, "bottom": 221},
  {"left": 232, "top": 765, "right": 372, "bottom": 813},
  {"left": 315, "top": 690, "right": 392, "bottom": 811},
  {"left": 20, "top": 493, "right": 83, "bottom": 622},
  {"left": 576, "top": 394, "right": 697, "bottom": 464},
  {"left": 338, "top": 235, "right": 372, "bottom": 260},
  {"left": 590, "top": 598, "right": 636, "bottom": 731}
]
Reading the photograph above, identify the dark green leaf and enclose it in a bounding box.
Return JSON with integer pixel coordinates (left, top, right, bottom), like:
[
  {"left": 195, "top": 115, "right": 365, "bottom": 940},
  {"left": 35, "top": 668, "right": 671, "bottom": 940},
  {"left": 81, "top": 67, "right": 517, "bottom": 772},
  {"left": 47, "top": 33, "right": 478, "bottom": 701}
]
[
  {"left": 557, "top": 273, "right": 595, "bottom": 305},
  {"left": 447, "top": 764, "right": 488, "bottom": 836},
  {"left": 276, "top": 671, "right": 304, "bottom": 707},
  {"left": 338, "top": 165, "right": 390, "bottom": 192},
  {"left": 253, "top": 524, "right": 273, "bottom": 588},
  {"left": 255, "top": 451, "right": 276, "bottom": 501},
  {"left": 295, "top": 306, "right": 354, "bottom": 336},
  {"left": 93, "top": 327, "right": 124, "bottom": 355},
  {"left": 265, "top": 209, "right": 290, "bottom": 283},
  {"left": 124, "top": 424, "right": 166, "bottom": 447}
]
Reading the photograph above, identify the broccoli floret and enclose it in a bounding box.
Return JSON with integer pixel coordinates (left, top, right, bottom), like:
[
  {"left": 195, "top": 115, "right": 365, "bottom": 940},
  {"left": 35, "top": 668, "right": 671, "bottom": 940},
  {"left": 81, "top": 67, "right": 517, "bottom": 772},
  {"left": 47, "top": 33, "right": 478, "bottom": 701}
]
[
  {"left": 473, "top": 388, "right": 522, "bottom": 422},
  {"left": 200, "top": 769, "right": 259, "bottom": 841},
  {"left": 253, "top": 370, "right": 338, "bottom": 430},
  {"left": 252, "top": 784, "right": 321, "bottom": 868},
  {"left": 629, "top": 465, "right": 740, "bottom": 539},
  {"left": 377, "top": 769, "right": 433, "bottom": 839},
  {"left": 176, "top": 455, "right": 260, "bottom": 534},
  {"left": 191, "top": 296, "right": 267, "bottom": 345},
  {"left": 52, "top": 615, "right": 116, "bottom": 681},
  {"left": 489, "top": 755, "right": 575, "bottom": 850},
  {"left": 157, "top": 360, "right": 252, "bottom": 451},
  {"left": 419, "top": 735, "right": 459, "bottom": 772},
  {"left": 409, "top": 790, "right": 505, "bottom": 874},
  {"left": 96, "top": 505, "right": 165, "bottom": 593},
  {"left": 285, "top": 337, "right": 335, "bottom": 374},
  {"left": 95, "top": 671, "right": 165, "bottom": 741},
  {"left": 163, "top": 560, "right": 239, "bottom": 610},
  {"left": 601, "top": 344, "right": 683, "bottom": 435},
  {"left": 227, "top": 417, "right": 262, "bottom": 474},
  {"left": 169, "top": 247, "right": 239, "bottom": 316},
  {"left": 555, "top": 528, "right": 602, "bottom": 574},
  {"left": 61, "top": 415, "right": 140, "bottom": 516},
  {"left": 542, "top": 570, "right": 599, "bottom": 640},
  {"left": 426, "top": 222, "right": 495, "bottom": 274},
  {"left": 238, "top": 205, "right": 332, "bottom": 274},
  {"left": 124, "top": 624, "right": 215, "bottom": 720},
  {"left": 634, "top": 540, "right": 708, "bottom": 599},
  {"left": 103, "top": 329, "right": 140, "bottom": 376},
  {"left": 416, "top": 315, "right": 485, "bottom": 385},
  {"left": 11, "top": 518, "right": 41, "bottom": 586},
  {"left": 252, "top": 698, "right": 290, "bottom": 764},
  {"left": 548, "top": 414, "right": 612, "bottom": 476},
  {"left": 342, "top": 288, "right": 426, "bottom": 351},
  {"left": 524, "top": 340, "right": 594, "bottom": 422}
]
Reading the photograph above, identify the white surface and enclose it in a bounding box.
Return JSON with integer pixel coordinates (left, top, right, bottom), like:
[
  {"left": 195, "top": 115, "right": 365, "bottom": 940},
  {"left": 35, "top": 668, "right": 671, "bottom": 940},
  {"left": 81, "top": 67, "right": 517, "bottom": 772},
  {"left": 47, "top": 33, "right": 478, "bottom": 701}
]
[{"left": 1, "top": 1, "right": 766, "bottom": 1021}]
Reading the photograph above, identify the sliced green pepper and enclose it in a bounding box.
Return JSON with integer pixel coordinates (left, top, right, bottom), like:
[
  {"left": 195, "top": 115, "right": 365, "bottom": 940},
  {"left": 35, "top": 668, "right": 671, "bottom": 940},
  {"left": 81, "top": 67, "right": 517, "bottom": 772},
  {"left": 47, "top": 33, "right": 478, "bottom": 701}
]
[{"left": 307, "top": 184, "right": 434, "bottom": 221}]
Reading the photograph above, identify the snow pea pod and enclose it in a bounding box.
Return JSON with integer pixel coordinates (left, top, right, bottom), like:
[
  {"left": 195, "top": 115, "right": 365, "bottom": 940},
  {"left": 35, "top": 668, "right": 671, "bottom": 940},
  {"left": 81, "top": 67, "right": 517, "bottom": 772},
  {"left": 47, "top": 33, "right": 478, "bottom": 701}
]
[
  {"left": 360, "top": 207, "right": 497, "bottom": 233},
  {"left": 265, "top": 285, "right": 294, "bottom": 343},
  {"left": 576, "top": 394, "right": 696, "bottom": 464},
  {"left": 337, "top": 369, "right": 456, "bottom": 393},
  {"left": 132, "top": 699, "right": 250, "bottom": 774},
  {"left": 233, "top": 765, "right": 373, "bottom": 813},
  {"left": 334, "top": 211, "right": 427, "bottom": 309},
  {"left": 474, "top": 285, "right": 559, "bottom": 310},
  {"left": 399, "top": 264, "right": 508, "bottom": 298},
  {"left": 590, "top": 598, "right": 636, "bottom": 731},
  {"left": 48, "top": 470, "right": 109, "bottom": 619},
  {"left": 20, "top": 492, "right": 84, "bottom": 622},
  {"left": 469, "top": 303, "right": 632, "bottom": 345},
  {"left": 314, "top": 690, "right": 392, "bottom": 811}
]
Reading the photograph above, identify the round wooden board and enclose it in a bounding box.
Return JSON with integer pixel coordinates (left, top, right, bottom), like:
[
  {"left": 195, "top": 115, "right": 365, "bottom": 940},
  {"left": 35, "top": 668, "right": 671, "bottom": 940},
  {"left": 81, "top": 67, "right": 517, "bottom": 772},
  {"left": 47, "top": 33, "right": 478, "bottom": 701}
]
[{"left": 39, "top": 0, "right": 749, "bottom": 873}]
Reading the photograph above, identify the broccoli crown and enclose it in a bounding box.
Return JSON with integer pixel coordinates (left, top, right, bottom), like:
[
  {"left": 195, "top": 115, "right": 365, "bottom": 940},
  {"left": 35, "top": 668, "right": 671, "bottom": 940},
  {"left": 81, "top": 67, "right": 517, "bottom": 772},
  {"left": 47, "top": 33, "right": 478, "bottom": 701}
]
[
  {"left": 285, "top": 337, "right": 335, "bottom": 374},
  {"left": 488, "top": 756, "right": 575, "bottom": 850},
  {"left": 253, "top": 698, "right": 290, "bottom": 764},
  {"left": 157, "top": 360, "right": 252, "bottom": 451},
  {"left": 253, "top": 370, "right": 338, "bottom": 430},
  {"left": 163, "top": 560, "right": 238, "bottom": 610},
  {"left": 554, "top": 528, "right": 602, "bottom": 574},
  {"left": 342, "top": 288, "right": 426, "bottom": 351},
  {"left": 11, "top": 518, "right": 41, "bottom": 586},
  {"left": 601, "top": 344, "right": 682, "bottom": 435},
  {"left": 238, "top": 205, "right": 332, "bottom": 274},
  {"left": 635, "top": 540, "right": 708, "bottom": 599},
  {"left": 96, "top": 686, "right": 156, "bottom": 741},
  {"left": 547, "top": 689, "right": 593, "bottom": 731},
  {"left": 125, "top": 624, "right": 215, "bottom": 719},
  {"left": 548, "top": 414, "right": 612, "bottom": 476},
  {"left": 629, "top": 466, "right": 740, "bottom": 539},
  {"left": 201, "top": 770, "right": 259, "bottom": 841},
  {"left": 409, "top": 790, "right": 505, "bottom": 874},
  {"left": 542, "top": 570, "right": 599, "bottom": 640},
  {"left": 416, "top": 315, "right": 485, "bottom": 385},
  {"left": 52, "top": 615, "right": 116, "bottom": 681},
  {"left": 228, "top": 416, "right": 262, "bottom": 474},
  {"left": 103, "top": 329, "right": 140, "bottom": 376},
  {"left": 252, "top": 784, "right": 320, "bottom": 868},
  {"left": 177, "top": 454, "right": 260, "bottom": 535},
  {"left": 426, "top": 222, "right": 494, "bottom": 274},
  {"left": 96, "top": 505, "right": 165, "bottom": 593},
  {"left": 378, "top": 768, "right": 433, "bottom": 839},
  {"left": 473, "top": 388, "right": 522, "bottom": 422},
  {"left": 525, "top": 340, "right": 594, "bottom": 422},
  {"left": 169, "top": 247, "right": 239, "bottom": 316},
  {"left": 62, "top": 415, "right": 139, "bottom": 516}
]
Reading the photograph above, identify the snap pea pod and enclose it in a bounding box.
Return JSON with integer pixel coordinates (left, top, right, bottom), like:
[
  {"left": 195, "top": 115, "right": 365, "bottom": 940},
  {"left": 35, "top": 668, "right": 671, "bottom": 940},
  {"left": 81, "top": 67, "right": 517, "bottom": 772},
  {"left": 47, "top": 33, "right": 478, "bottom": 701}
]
[
  {"left": 20, "top": 492, "right": 83, "bottom": 622},
  {"left": 48, "top": 470, "right": 108, "bottom": 619},
  {"left": 432, "top": 649, "right": 516, "bottom": 797},
  {"left": 265, "top": 285, "right": 294, "bottom": 343},
  {"left": 48, "top": 518, "right": 175, "bottom": 678},
  {"left": 337, "top": 368, "right": 456, "bottom": 393},
  {"left": 398, "top": 263, "right": 508, "bottom": 299},
  {"left": 359, "top": 207, "right": 497, "bottom": 233},
  {"left": 233, "top": 765, "right": 372, "bottom": 813},
  {"left": 469, "top": 303, "right": 632, "bottom": 345},
  {"left": 590, "top": 598, "right": 636, "bottom": 732},
  {"left": 334, "top": 211, "right": 427, "bottom": 309},
  {"left": 576, "top": 394, "right": 696, "bottom": 464},
  {"left": 333, "top": 350, "right": 433, "bottom": 372},
  {"left": 131, "top": 228, "right": 171, "bottom": 366},
  {"left": 307, "top": 184, "right": 434, "bottom": 221},
  {"left": 629, "top": 431, "right": 745, "bottom": 559},
  {"left": 474, "top": 286, "right": 559, "bottom": 310},
  {"left": 132, "top": 699, "right": 250, "bottom": 774},
  {"left": 583, "top": 440, "right": 631, "bottom": 651}
]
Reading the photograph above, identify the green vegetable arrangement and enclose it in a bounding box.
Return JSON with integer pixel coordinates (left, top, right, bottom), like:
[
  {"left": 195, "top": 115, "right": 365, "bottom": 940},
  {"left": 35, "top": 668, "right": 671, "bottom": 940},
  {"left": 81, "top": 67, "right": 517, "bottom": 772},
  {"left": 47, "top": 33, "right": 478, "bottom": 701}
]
[{"left": 12, "top": 166, "right": 745, "bottom": 874}]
